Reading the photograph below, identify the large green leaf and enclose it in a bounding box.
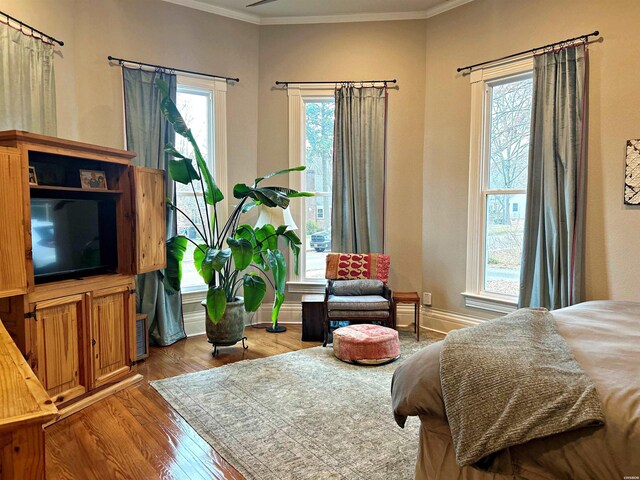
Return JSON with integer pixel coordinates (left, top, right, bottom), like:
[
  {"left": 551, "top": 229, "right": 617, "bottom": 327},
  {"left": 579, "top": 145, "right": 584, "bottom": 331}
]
[
  {"left": 193, "top": 244, "right": 212, "bottom": 284},
  {"left": 282, "top": 230, "right": 302, "bottom": 275},
  {"left": 164, "top": 143, "right": 187, "bottom": 159},
  {"left": 202, "top": 248, "right": 231, "bottom": 282},
  {"left": 267, "top": 186, "right": 314, "bottom": 198},
  {"left": 255, "top": 224, "right": 278, "bottom": 252},
  {"left": 254, "top": 166, "right": 306, "bottom": 186},
  {"left": 266, "top": 249, "right": 286, "bottom": 294},
  {"left": 227, "top": 238, "right": 253, "bottom": 271},
  {"left": 243, "top": 274, "right": 266, "bottom": 312},
  {"left": 232, "top": 184, "right": 290, "bottom": 208},
  {"left": 157, "top": 79, "right": 190, "bottom": 137},
  {"left": 164, "top": 235, "right": 188, "bottom": 291},
  {"left": 235, "top": 224, "right": 256, "bottom": 245},
  {"left": 168, "top": 158, "right": 200, "bottom": 185},
  {"left": 272, "top": 291, "right": 285, "bottom": 325},
  {"left": 206, "top": 286, "right": 227, "bottom": 324}
]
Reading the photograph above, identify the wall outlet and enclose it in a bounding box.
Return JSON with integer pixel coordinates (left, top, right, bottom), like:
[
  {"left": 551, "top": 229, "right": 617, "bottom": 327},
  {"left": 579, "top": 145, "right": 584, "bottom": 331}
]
[{"left": 423, "top": 292, "right": 432, "bottom": 306}]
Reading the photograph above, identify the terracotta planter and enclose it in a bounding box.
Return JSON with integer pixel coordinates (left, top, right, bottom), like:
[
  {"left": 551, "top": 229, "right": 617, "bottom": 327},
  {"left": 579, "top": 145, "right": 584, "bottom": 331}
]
[{"left": 201, "top": 297, "right": 248, "bottom": 346}]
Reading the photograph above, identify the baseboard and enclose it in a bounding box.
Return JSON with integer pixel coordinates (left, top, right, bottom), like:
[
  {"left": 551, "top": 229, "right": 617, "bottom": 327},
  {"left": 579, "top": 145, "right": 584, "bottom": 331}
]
[
  {"left": 183, "top": 309, "right": 206, "bottom": 337},
  {"left": 185, "top": 302, "right": 484, "bottom": 337},
  {"left": 183, "top": 302, "right": 304, "bottom": 337},
  {"left": 253, "top": 303, "right": 302, "bottom": 325},
  {"left": 420, "top": 306, "right": 483, "bottom": 335}
]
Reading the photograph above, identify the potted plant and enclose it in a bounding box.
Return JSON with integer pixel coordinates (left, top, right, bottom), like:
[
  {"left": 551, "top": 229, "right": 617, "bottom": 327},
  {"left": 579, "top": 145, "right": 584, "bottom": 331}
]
[{"left": 156, "top": 79, "right": 311, "bottom": 349}]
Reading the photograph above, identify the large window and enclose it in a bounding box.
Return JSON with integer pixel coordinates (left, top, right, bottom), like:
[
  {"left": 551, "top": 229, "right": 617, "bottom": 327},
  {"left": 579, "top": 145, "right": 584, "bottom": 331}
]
[
  {"left": 464, "top": 60, "right": 533, "bottom": 312},
  {"left": 173, "top": 76, "right": 228, "bottom": 291},
  {"left": 286, "top": 86, "right": 336, "bottom": 291}
]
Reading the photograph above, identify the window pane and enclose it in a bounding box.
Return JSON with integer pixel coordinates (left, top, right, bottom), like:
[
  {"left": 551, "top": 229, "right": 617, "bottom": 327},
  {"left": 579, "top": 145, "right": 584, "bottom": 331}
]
[
  {"left": 488, "top": 77, "right": 533, "bottom": 190},
  {"left": 484, "top": 193, "right": 526, "bottom": 296},
  {"left": 175, "top": 87, "right": 213, "bottom": 194},
  {"left": 304, "top": 100, "right": 335, "bottom": 279},
  {"left": 175, "top": 85, "right": 213, "bottom": 288},
  {"left": 306, "top": 196, "right": 332, "bottom": 279},
  {"left": 305, "top": 101, "right": 334, "bottom": 194}
]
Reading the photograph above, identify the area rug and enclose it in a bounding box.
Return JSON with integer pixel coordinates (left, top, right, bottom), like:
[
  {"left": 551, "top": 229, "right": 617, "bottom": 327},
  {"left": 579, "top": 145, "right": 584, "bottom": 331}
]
[{"left": 150, "top": 333, "right": 440, "bottom": 480}]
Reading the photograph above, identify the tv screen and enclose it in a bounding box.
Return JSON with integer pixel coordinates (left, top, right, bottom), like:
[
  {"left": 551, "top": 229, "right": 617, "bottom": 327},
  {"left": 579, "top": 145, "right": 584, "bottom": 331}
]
[{"left": 31, "top": 198, "right": 118, "bottom": 283}]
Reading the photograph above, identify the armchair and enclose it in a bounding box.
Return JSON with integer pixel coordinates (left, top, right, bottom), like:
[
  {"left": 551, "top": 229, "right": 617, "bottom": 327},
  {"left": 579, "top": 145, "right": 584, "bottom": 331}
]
[{"left": 323, "top": 253, "right": 394, "bottom": 346}]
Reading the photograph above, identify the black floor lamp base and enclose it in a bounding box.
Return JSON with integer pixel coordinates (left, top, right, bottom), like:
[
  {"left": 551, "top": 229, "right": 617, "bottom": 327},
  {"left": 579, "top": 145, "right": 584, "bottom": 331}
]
[{"left": 266, "top": 324, "right": 287, "bottom": 333}]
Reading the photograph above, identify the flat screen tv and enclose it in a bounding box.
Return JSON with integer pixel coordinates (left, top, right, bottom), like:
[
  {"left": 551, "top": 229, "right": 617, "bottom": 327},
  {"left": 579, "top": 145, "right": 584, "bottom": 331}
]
[{"left": 30, "top": 198, "right": 118, "bottom": 283}]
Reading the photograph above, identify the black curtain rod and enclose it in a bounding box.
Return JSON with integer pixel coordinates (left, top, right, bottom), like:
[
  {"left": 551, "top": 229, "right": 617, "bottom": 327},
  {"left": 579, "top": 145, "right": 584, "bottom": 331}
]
[
  {"left": 107, "top": 56, "right": 240, "bottom": 83},
  {"left": 457, "top": 30, "right": 599, "bottom": 73},
  {"left": 0, "top": 10, "right": 64, "bottom": 46},
  {"left": 275, "top": 79, "right": 397, "bottom": 86}
]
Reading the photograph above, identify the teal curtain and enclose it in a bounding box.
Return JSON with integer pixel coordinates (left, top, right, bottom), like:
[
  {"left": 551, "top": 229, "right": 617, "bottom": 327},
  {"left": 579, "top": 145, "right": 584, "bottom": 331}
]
[
  {"left": 519, "top": 45, "right": 588, "bottom": 310},
  {"left": 123, "top": 67, "right": 185, "bottom": 346},
  {"left": 331, "top": 86, "right": 387, "bottom": 253}
]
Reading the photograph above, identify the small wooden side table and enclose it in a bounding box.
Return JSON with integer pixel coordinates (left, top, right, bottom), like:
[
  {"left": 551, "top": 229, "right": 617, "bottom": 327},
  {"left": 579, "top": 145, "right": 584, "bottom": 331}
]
[
  {"left": 393, "top": 292, "right": 421, "bottom": 341},
  {"left": 301, "top": 294, "right": 325, "bottom": 342}
]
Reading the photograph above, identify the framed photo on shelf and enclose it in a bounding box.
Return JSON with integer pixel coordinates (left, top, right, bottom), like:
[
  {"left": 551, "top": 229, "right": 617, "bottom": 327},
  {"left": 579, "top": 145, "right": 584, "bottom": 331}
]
[
  {"left": 80, "top": 169, "right": 108, "bottom": 190},
  {"left": 28, "top": 166, "right": 38, "bottom": 186}
]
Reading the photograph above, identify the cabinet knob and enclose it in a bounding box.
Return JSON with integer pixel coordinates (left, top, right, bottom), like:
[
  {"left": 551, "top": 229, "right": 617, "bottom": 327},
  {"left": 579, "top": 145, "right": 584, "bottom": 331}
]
[{"left": 91, "top": 338, "right": 96, "bottom": 346}]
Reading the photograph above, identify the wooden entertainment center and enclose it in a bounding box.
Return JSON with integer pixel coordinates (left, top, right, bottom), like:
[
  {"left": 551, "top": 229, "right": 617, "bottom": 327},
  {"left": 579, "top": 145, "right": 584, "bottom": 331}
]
[{"left": 0, "top": 131, "right": 165, "bottom": 411}]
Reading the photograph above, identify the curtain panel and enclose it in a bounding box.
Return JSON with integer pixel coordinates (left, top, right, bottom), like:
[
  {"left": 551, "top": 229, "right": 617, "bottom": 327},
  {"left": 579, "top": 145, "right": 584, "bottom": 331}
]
[
  {"left": 0, "top": 23, "right": 56, "bottom": 135},
  {"left": 331, "top": 86, "right": 387, "bottom": 254},
  {"left": 123, "top": 67, "right": 185, "bottom": 346},
  {"left": 519, "top": 45, "right": 588, "bottom": 310}
]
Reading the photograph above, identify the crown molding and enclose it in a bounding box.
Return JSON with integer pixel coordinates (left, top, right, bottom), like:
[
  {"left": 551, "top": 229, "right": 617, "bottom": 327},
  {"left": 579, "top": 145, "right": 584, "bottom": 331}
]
[
  {"left": 160, "top": 0, "right": 475, "bottom": 26},
  {"left": 161, "top": 0, "right": 261, "bottom": 25}
]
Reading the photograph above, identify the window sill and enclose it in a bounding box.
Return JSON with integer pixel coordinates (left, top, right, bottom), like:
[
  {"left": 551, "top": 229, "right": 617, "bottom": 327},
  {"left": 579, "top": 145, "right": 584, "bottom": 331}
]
[
  {"left": 461, "top": 292, "right": 517, "bottom": 314},
  {"left": 287, "top": 281, "right": 327, "bottom": 294}
]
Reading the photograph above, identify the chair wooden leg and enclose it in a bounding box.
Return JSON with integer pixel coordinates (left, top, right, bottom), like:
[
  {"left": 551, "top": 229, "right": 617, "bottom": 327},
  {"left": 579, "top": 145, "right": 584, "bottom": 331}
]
[{"left": 323, "top": 316, "right": 329, "bottom": 347}]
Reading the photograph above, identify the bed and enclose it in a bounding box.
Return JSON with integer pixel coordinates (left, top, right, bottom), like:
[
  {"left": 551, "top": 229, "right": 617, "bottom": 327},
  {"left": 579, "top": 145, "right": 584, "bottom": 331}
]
[{"left": 391, "top": 301, "right": 640, "bottom": 480}]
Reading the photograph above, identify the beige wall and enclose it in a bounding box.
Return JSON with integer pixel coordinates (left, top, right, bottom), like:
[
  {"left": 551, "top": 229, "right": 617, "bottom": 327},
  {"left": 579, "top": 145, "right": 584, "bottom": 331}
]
[
  {"left": 2, "top": 0, "right": 260, "bottom": 194},
  {"left": 423, "top": 0, "right": 640, "bottom": 317},
  {"left": 258, "top": 21, "right": 427, "bottom": 295},
  {"left": 8, "top": 0, "right": 639, "bottom": 318}
]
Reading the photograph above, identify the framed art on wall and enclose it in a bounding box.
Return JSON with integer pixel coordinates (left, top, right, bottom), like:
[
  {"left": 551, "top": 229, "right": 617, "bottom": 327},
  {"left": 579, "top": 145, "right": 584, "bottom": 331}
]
[{"left": 625, "top": 139, "right": 640, "bottom": 205}]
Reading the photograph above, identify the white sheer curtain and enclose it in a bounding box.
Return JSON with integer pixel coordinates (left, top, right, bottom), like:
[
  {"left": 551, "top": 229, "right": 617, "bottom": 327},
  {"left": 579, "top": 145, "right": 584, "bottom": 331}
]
[{"left": 0, "top": 22, "right": 56, "bottom": 135}]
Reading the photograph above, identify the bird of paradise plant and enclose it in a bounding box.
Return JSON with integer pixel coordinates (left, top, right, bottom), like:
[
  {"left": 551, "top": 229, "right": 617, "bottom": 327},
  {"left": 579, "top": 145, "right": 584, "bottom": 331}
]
[{"left": 156, "top": 78, "right": 311, "bottom": 327}]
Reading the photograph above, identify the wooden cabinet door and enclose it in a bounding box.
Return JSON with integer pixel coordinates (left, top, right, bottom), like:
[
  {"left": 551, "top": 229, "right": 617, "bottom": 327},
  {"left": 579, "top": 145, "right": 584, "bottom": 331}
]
[
  {"left": 0, "top": 147, "right": 28, "bottom": 298},
  {"left": 31, "top": 294, "right": 87, "bottom": 405},
  {"left": 131, "top": 166, "right": 166, "bottom": 274},
  {"left": 90, "top": 286, "right": 131, "bottom": 388}
]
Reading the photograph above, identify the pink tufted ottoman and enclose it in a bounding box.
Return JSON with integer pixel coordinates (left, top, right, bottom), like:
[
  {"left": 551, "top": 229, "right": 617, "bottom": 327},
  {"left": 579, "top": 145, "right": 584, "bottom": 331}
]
[{"left": 333, "top": 324, "right": 400, "bottom": 365}]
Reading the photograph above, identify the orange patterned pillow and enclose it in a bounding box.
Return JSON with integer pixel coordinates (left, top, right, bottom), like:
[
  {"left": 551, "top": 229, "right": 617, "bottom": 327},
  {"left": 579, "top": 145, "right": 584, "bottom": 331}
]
[{"left": 325, "top": 253, "right": 390, "bottom": 284}]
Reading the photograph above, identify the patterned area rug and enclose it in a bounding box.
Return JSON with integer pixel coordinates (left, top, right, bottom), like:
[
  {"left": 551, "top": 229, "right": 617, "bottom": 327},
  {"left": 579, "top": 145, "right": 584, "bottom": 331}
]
[{"left": 150, "top": 333, "right": 440, "bottom": 480}]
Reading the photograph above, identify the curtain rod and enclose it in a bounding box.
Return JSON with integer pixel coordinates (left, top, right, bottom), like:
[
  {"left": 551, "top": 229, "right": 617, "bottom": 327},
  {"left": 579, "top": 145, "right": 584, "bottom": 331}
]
[
  {"left": 457, "top": 30, "right": 599, "bottom": 73},
  {"left": 275, "top": 79, "right": 397, "bottom": 86},
  {"left": 107, "top": 56, "right": 240, "bottom": 83},
  {"left": 0, "top": 10, "right": 64, "bottom": 46}
]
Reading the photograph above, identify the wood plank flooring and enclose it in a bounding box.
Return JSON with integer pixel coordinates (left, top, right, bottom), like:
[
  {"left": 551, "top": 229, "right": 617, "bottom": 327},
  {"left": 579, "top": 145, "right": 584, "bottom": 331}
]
[{"left": 45, "top": 324, "right": 321, "bottom": 480}]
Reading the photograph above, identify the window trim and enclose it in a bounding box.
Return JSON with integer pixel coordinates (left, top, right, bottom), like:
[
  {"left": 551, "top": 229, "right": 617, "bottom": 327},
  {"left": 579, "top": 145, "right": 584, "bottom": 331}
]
[
  {"left": 462, "top": 58, "right": 533, "bottom": 313},
  {"left": 286, "top": 84, "right": 336, "bottom": 293},
  {"left": 175, "top": 74, "right": 229, "bottom": 295}
]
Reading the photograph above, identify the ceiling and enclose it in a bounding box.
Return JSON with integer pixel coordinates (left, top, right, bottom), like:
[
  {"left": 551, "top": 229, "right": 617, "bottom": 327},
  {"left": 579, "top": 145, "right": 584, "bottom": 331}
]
[{"left": 161, "top": 0, "right": 475, "bottom": 25}]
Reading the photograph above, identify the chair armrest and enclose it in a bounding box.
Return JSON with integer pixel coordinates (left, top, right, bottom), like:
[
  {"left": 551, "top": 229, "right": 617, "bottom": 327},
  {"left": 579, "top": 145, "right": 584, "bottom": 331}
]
[{"left": 383, "top": 284, "right": 393, "bottom": 301}]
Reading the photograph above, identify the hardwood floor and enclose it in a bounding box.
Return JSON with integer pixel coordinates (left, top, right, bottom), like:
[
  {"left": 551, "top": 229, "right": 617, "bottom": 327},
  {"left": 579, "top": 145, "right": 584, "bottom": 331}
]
[{"left": 45, "top": 324, "right": 321, "bottom": 480}]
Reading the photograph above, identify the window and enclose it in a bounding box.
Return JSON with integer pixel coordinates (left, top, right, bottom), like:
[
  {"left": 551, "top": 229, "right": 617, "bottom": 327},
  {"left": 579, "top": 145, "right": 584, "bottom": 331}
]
[
  {"left": 286, "top": 86, "right": 336, "bottom": 291},
  {"left": 464, "top": 59, "right": 533, "bottom": 313},
  {"left": 173, "top": 76, "right": 228, "bottom": 291}
]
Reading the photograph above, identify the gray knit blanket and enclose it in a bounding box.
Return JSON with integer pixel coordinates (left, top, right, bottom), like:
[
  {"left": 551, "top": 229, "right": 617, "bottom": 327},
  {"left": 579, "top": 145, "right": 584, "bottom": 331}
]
[{"left": 440, "top": 308, "right": 605, "bottom": 469}]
